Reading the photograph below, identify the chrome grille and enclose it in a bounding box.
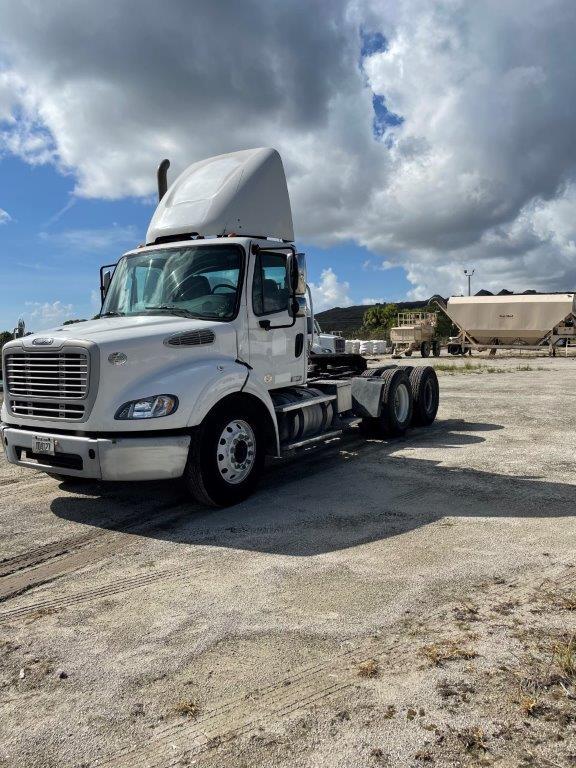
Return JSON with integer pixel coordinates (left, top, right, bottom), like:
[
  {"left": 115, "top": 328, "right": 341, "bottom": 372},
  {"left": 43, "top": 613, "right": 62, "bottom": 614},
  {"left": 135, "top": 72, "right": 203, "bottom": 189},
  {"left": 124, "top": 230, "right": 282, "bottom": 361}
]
[
  {"left": 10, "top": 400, "right": 85, "bottom": 420},
  {"left": 5, "top": 352, "right": 89, "bottom": 400},
  {"left": 334, "top": 338, "right": 345, "bottom": 353}
]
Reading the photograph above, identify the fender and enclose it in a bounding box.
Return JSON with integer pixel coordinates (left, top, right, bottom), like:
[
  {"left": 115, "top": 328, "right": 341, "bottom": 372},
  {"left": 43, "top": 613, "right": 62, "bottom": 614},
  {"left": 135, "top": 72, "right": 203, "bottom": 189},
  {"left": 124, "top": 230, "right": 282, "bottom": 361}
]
[{"left": 186, "top": 362, "right": 280, "bottom": 456}]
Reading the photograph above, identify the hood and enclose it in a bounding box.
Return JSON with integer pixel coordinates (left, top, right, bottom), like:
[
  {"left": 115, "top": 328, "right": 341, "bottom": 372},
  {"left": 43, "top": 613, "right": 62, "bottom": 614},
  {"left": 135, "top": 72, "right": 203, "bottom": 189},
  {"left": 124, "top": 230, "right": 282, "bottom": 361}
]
[{"left": 11, "top": 315, "right": 222, "bottom": 350}]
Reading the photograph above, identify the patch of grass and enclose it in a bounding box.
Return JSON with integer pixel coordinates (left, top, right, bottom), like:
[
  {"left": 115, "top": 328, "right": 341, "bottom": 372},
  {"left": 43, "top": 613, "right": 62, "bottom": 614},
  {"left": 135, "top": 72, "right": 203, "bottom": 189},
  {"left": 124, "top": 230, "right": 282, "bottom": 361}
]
[
  {"left": 434, "top": 362, "right": 505, "bottom": 375},
  {"left": 172, "top": 699, "right": 200, "bottom": 718},
  {"left": 358, "top": 658, "right": 379, "bottom": 678},
  {"left": 420, "top": 640, "right": 478, "bottom": 667},
  {"left": 553, "top": 635, "right": 576, "bottom": 679},
  {"left": 457, "top": 726, "right": 487, "bottom": 754},
  {"left": 542, "top": 588, "right": 576, "bottom": 611}
]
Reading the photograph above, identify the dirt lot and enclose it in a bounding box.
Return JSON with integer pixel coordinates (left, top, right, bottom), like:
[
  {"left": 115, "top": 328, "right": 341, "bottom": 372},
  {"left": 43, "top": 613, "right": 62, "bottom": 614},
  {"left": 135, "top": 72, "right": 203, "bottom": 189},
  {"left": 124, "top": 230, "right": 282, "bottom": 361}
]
[{"left": 1, "top": 354, "right": 576, "bottom": 767}]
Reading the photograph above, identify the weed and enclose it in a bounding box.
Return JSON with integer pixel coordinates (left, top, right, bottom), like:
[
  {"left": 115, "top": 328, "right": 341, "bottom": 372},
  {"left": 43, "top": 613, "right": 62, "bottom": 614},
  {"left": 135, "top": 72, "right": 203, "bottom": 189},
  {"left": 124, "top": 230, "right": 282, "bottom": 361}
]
[
  {"left": 173, "top": 699, "right": 200, "bottom": 718},
  {"left": 553, "top": 635, "right": 576, "bottom": 679},
  {"left": 420, "top": 640, "right": 478, "bottom": 666},
  {"left": 358, "top": 659, "right": 379, "bottom": 678},
  {"left": 457, "top": 726, "right": 487, "bottom": 753}
]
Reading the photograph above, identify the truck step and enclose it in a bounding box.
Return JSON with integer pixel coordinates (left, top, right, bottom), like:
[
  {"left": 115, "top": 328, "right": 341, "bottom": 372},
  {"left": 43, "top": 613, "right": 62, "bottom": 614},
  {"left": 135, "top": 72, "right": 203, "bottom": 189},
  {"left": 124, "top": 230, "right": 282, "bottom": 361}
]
[{"left": 282, "top": 429, "right": 343, "bottom": 452}]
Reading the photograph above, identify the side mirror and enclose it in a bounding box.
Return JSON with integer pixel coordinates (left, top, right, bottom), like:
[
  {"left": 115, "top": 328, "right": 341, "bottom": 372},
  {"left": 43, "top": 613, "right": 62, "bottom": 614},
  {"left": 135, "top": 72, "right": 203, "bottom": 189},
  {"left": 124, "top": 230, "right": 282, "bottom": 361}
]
[
  {"left": 99, "top": 263, "right": 117, "bottom": 302},
  {"left": 102, "top": 270, "right": 112, "bottom": 300},
  {"left": 287, "top": 253, "right": 300, "bottom": 294}
]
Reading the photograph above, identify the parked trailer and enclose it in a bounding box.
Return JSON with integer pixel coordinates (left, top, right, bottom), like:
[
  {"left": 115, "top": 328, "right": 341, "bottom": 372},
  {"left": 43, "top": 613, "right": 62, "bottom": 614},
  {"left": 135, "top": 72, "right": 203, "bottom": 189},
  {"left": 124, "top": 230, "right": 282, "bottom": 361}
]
[
  {"left": 437, "top": 294, "right": 576, "bottom": 355},
  {"left": 1, "top": 147, "right": 441, "bottom": 507},
  {"left": 390, "top": 312, "right": 441, "bottom": 359}
]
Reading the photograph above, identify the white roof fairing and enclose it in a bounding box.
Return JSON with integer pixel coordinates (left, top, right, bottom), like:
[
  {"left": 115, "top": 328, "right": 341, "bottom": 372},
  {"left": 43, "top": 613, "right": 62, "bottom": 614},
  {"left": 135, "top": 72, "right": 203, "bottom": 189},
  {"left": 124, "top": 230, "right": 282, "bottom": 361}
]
[{"left": 146, "top": 148, "right": 294, "bottom": 244}]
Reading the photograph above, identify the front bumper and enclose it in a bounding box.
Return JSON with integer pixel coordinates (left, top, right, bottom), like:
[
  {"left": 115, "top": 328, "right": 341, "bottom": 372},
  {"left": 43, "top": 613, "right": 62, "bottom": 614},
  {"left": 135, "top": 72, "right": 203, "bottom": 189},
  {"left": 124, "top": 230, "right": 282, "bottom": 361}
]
[{"left": 0, "top": 426, "right": 190, "bottom": 481}]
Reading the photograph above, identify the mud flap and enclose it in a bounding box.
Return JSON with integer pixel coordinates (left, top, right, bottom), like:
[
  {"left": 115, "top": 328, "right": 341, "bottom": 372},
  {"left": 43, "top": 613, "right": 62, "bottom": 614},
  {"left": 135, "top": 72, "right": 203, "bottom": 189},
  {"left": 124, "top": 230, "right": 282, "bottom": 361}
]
[{"left": 351, "top": 378, "right": 386, "bottom": 418}]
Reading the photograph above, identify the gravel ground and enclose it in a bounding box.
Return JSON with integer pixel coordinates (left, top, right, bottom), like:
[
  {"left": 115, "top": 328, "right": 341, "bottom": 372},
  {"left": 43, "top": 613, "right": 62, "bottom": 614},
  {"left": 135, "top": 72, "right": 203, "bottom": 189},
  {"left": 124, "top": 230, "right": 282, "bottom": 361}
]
[{"left": 1, "top": 353, "right": 576, "bottom": 767}]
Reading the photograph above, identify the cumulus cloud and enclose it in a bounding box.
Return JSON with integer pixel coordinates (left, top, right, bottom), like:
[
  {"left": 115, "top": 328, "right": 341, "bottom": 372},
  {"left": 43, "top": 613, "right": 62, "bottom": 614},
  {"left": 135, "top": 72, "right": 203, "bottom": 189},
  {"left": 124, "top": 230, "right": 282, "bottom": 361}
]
[
  {"left": 309, "top": 268, "right": 352, "bottom": 313},
  {"left": 0, "top": 208, "right": 11, "bottom": 225},
  {"left": 1, "top": 0, "right": 576, "bottom": 299},
  {"left": 25, "top": 300, "right": 75, "bottom": 328}
]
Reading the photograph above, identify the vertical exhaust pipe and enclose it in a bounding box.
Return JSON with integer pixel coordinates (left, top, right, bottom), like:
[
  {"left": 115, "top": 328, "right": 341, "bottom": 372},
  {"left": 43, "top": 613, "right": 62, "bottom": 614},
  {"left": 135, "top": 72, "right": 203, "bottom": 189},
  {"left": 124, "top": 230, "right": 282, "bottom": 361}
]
[{"left": 157, "top": 158, "right": 170, "bottom": 201}]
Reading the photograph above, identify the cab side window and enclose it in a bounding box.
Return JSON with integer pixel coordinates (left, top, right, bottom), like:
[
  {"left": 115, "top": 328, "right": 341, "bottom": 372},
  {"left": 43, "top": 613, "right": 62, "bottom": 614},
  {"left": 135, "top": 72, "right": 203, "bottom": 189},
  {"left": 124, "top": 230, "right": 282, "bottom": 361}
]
[{"left": 252, "top": 251, "right": 289, "bottom": 315}]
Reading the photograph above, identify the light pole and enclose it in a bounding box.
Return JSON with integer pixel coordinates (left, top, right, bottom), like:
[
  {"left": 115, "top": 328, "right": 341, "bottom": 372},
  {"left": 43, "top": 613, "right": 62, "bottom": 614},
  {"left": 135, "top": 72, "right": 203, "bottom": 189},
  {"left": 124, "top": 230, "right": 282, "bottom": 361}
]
[{"left": 464, "top": 269, "right": 475, "bottom": 296}]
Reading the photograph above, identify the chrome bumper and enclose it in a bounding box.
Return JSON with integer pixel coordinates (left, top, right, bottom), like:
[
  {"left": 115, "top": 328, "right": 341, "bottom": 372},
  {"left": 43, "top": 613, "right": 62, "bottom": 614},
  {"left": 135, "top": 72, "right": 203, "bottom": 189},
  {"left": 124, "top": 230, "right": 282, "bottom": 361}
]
[{"left": 0, "top": 426, "right": 190, "bottom": 481}]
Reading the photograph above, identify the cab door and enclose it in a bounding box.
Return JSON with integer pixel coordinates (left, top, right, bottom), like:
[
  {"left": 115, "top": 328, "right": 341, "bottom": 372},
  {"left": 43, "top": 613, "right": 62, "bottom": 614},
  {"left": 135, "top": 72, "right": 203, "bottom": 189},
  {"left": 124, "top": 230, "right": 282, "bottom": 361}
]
[{"left": 247, "top": 246, "right": 306, "bottom": 389}]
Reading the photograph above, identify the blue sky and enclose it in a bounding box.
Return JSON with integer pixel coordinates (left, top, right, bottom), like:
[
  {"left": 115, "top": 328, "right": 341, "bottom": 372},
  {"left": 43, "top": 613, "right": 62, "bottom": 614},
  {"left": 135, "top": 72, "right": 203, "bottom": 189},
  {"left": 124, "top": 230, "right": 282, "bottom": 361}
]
[{"left": 0, "top": 156, "right": 412, "bottom": 332}]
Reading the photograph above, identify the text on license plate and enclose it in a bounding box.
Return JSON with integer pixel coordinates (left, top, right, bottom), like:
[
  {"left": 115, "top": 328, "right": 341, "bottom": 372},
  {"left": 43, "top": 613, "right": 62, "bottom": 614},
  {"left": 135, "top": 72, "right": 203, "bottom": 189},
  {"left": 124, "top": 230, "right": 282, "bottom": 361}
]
[{"left": 33, "top": 436, "right": 55, "bottom": 455}]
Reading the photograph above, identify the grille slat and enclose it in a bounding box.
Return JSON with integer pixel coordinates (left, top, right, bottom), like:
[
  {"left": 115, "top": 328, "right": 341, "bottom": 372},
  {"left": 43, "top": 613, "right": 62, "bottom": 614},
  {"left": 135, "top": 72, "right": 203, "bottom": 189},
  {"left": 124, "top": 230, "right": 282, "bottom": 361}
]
[{"left": 10, "top": 401, "right": 85, "bottom": 420}]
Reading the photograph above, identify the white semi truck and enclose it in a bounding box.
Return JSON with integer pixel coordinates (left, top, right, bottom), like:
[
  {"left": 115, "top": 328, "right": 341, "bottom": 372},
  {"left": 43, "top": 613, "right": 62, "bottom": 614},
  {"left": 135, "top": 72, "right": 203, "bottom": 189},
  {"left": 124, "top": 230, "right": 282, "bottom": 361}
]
[{"left": 1, "top": 148, "right": 440, "bottom": 506}]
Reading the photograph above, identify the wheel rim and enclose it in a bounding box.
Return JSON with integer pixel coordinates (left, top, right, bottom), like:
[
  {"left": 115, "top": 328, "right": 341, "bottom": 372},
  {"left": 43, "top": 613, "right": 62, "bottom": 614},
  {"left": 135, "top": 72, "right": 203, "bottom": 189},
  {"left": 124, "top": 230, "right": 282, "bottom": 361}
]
[
  {"left": 216, "top": 419, "right": 256, "bottom": 485},
  {"left": 424, "top": 379, "right": 434, "bottom": 413},
  {"left": 394, "top": 382, "right": 410, "bottom": 422}
]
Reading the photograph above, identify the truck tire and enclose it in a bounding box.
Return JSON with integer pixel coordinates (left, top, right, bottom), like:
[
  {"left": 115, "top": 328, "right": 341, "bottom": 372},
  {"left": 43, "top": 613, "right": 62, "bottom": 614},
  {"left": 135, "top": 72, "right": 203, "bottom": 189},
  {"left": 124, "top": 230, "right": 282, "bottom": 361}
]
[
  {"left": 184, "top": 400, "right": 265, "bottom": 507},
  {"left": 360, "top": 368, "right": 413, "bottom": 438},
  {"left": 420, "top": 341, "right": 430, "bottom": 358},
  {"left": 409, "top": 366, "right": 439, "bottom": 427},
  {"left": 404, "top": 350, "right": 412, "bottom": 357},
  {"left": 432, "top": 340, "right": 441, "bottom": 357},
  {"left": 360, "top": 365, "right": 396, "bottom": 378}
]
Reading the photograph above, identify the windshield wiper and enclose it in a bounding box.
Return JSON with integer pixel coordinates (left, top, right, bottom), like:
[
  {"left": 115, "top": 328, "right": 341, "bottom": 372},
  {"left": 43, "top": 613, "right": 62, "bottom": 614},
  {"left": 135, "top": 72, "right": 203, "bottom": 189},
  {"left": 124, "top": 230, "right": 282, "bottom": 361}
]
[
  {"left": 144, "top": 305, "right": 201, "bottom": 319},
  {"left": 98, "top": 311, "right": 125, "bottom": 318}
]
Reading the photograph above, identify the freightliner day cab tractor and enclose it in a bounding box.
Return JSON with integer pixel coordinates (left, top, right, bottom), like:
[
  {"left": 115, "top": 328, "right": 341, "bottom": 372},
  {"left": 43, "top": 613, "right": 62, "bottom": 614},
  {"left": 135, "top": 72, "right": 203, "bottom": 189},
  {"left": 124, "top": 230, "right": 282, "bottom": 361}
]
[{"left": 1, "top": 148, "right": 440, "bottom": 506}]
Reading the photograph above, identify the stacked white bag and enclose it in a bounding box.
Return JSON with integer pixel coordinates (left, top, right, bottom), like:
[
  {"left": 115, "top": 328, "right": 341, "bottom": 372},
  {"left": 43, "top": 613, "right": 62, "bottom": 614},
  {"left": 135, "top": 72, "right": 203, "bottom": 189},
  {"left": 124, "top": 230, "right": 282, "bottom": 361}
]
[
  {"left": 344, "top": 340, "right": 353, "bottom": 353},
  {"left": 359, "top": 340, "right": 371, "bottom": 356},
  {"left": 352, "top": 340, "right": 361, "bottom": 354}
]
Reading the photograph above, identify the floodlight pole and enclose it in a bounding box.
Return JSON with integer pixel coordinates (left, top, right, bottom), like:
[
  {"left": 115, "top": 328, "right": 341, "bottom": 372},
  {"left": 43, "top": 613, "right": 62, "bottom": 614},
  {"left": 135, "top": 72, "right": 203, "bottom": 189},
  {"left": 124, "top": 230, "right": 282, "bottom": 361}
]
[{"left": 464, "top": 269, "right": 475, "bottom": 296}]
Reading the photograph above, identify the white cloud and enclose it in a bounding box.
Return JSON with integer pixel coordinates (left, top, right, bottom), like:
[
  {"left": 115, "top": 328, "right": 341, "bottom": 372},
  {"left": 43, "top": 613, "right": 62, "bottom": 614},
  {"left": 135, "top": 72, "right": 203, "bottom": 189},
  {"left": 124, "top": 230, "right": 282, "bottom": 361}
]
[
  {"left": 0, "top": 208, "right": 11, "bottom": 225},
  {"left": 39, "top": 225, "right": 138, "bottom": 252},
  {"left": 1, "top": 0, "right": 576, "bottom": 300},
  {"left": 25, "top": 300, "right": 75, "bottom": 328},
  {"left": 309, "top": 268, "right": 352, "bottom": 312},
  {"left": 361, "top": 297, "right": 385, "bottom": 305}
]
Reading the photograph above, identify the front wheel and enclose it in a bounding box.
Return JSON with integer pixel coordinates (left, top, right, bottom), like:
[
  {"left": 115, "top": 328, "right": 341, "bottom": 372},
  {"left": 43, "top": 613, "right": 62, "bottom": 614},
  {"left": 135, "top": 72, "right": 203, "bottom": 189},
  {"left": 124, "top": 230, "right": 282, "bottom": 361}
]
[
  {"left": 420, "top": 341, "right": 431, "bottom": 358},
  {"left": 184, "top": 400, "right": 264, "bottom": 507}
]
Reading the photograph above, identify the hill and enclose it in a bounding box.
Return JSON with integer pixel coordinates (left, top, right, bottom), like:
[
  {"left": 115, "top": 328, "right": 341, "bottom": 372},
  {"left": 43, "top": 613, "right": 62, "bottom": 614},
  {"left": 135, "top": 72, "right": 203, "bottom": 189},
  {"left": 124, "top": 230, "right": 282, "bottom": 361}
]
[{"left": 316, "top": 299, "right": 433, "bottom": 337}]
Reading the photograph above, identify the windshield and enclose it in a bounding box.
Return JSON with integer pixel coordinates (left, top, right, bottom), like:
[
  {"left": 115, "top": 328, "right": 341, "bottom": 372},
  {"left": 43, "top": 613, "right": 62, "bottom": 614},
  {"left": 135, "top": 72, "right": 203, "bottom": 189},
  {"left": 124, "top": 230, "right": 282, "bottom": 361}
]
[{"left": 101, "top": 245, "right": 243, "bottom": 321}]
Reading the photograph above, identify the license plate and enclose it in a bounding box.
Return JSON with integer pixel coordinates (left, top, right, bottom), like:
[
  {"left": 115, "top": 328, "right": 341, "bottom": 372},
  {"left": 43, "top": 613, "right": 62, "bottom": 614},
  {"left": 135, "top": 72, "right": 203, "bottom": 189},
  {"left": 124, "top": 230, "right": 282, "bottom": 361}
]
[{"left": 33, "top": 436, "right": 55, "bottom": 455}]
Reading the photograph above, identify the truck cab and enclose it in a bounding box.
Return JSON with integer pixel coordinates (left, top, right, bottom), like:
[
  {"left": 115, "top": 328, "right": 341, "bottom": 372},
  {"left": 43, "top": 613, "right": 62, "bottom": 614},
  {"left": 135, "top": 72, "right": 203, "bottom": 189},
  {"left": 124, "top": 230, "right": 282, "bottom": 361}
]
[{"left": 1, "top": 148, "right": 440, "bottom": 506}]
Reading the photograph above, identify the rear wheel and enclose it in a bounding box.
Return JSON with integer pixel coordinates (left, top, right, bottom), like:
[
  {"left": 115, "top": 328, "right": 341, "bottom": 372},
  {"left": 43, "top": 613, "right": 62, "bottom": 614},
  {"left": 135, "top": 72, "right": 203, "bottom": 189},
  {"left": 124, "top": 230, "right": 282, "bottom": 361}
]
[
  {"left": 432, "top": 340, "right": 441, "bottom": 357},
  {"left": 184, "top": 400, "right": 264, "bottom": 507},
  {"left": 409, "top": 366, "right": 439, "bottom": 427},
  {"left": 420, "top": 341, "right": 431, "bottom": 358},
  {"left": 360, "top": 368, "right": 413, "bottom": 438}
]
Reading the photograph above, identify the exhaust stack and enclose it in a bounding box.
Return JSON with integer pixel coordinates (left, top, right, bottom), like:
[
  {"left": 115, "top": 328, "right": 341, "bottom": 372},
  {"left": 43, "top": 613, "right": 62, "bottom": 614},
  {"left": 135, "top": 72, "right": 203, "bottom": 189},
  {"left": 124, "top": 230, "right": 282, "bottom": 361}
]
[{"left": 157, "top": 159, "right": 170, "bottom": 201}]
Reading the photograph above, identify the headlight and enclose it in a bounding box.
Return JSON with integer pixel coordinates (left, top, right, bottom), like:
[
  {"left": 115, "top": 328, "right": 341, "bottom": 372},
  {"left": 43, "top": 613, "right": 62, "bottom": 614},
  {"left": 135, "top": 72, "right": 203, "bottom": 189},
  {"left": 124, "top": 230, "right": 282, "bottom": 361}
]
[{"left": 115, "top": 395, "right": 179, "bottom": 420}]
